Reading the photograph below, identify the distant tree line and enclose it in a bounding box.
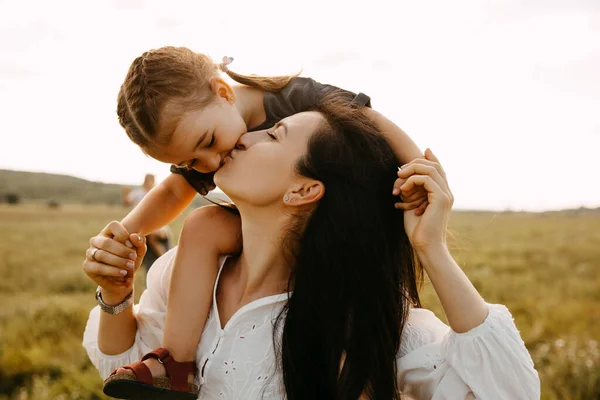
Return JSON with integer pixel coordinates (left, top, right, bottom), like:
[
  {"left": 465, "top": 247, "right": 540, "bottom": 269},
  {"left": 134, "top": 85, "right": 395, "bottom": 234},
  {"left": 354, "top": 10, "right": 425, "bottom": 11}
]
[{"left": 3, "top": 193, "right": 20, "bottom": 204}]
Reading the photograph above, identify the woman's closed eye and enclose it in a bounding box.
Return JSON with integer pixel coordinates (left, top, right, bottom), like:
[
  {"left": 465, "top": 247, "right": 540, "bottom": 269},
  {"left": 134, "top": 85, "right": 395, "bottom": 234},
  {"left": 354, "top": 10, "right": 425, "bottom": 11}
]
[{"left": 266, "top": 129, "right": 278, "bottom": 141}]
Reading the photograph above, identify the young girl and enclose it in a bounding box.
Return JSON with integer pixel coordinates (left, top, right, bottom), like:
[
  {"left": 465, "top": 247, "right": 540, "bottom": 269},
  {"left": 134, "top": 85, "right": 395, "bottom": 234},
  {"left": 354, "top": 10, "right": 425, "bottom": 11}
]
[{"left": 88, "top": 46, "right": 427, "bottom": 398}]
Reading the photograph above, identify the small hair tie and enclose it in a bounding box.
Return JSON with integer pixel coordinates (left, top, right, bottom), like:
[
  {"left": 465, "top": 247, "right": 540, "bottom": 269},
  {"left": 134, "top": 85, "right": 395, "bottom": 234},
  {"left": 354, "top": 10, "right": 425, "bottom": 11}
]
[{"left": 219, "top": 56, "right": 234, "bottom": 72}]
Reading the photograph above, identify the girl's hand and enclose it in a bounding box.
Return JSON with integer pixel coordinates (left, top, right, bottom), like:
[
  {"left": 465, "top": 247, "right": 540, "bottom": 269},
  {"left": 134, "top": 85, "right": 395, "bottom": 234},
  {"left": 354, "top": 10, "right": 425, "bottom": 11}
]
[
  {"left": 174, "top": 167, "right": 216, "bottom": 196},
  {"left": 82, "top": 221, "right": 146, "bottom": 299},
  {"left": 393, "top": 180, "right": 429, "bottom": 215},
  {"left": 397, "top": 149, "right": 454, "bottom": 252},
  {"left": 195, "top": 173, "right": 217, "bottom": 196}
]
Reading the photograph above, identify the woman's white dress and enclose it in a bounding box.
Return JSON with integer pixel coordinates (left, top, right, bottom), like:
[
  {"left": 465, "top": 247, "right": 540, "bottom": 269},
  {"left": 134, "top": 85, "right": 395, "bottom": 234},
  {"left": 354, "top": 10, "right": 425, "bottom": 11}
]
[{"left": 83, "top": 248, "right": 540, "bottom": 399}]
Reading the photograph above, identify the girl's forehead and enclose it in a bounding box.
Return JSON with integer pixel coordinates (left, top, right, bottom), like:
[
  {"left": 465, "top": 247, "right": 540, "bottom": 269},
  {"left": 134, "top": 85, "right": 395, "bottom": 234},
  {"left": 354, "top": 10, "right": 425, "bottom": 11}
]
[
  {"left": 142, "top": 142, "right": 170, "bottom": 160},
  {"left": 171, "top": 109, "right": 206, "bottom": 132},
  {"left": 140, "top": 127, "right": 186, "bottom": 159},
  {"left": 168, "top": 103, "right": 228, "bottom": 140},
  {"left": 161, "top": 98, "right": 209, "bottom": 128}
]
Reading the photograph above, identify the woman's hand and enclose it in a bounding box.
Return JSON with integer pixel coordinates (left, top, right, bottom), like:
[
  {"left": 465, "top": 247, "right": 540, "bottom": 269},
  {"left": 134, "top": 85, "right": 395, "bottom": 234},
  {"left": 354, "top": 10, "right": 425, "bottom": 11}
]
[
  {"left": 82, "top": 221, "right": 146, "bottom": 299},
  {"left": 397, "top": 150, "right": 490, "bottom": 334},
  {"left": 396, "top": 149, "right": 454, "bottom": 252}
]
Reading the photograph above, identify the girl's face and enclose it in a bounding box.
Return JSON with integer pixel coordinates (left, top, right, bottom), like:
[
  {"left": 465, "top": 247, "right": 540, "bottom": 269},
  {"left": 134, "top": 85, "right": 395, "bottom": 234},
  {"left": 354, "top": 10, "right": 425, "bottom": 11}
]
[
  {"left": 214, "top": 111, "right": 324, "bottom": 207},
  {"left": 146, "top": 96, "right": 247, "bottom": 173}
]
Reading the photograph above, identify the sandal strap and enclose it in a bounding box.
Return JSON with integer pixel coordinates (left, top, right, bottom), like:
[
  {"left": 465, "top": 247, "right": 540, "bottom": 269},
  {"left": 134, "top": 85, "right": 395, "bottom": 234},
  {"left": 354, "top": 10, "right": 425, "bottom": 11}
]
[
  {"left": 112, "top": 361, "right": 153, "bottom": 385},
  {"left": 142, "top": 347, "right": 196, "bottom": 392}
]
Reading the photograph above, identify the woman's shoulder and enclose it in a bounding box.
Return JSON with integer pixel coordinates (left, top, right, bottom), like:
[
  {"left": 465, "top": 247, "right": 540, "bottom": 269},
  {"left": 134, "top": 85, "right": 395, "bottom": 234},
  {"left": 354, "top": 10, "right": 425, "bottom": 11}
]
[{"left": 405, "top": 307, "right": 448, "bottom": 330}]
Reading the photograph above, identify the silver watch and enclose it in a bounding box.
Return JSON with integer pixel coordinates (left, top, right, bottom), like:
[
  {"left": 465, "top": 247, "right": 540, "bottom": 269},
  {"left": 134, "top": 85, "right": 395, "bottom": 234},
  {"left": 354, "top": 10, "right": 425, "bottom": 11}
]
[{"left": 95, "top": 286, "right": 133, "bottom": 315}]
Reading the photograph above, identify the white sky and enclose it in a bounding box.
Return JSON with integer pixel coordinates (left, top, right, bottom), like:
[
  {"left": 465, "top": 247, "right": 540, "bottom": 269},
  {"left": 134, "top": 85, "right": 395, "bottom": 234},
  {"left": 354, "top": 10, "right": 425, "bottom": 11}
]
[{"left": 1, "top": 0, "right": 599, "bottom": 211}]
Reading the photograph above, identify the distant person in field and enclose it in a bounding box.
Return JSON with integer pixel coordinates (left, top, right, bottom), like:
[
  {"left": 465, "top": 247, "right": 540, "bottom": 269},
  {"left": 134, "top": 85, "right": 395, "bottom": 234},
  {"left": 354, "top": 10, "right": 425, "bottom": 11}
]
[{"left": 123, "top": 173, "right": 172, "bottom": 270}]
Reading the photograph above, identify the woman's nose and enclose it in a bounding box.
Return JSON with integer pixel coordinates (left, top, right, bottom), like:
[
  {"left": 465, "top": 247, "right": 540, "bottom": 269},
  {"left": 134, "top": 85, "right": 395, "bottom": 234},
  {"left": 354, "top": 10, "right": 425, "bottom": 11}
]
[{"left": 235, "top": 131, "right": 264, "bottom": 150}]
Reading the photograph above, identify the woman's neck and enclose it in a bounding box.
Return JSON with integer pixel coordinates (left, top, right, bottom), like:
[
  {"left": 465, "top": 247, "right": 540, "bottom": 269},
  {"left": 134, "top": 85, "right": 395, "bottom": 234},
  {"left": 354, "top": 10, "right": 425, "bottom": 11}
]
[
  {"left": 233, "top": 206, "right": 292, "bottom": 300},
  {"left": 232, "top": 85, "right": 266, "bottom": 130}
]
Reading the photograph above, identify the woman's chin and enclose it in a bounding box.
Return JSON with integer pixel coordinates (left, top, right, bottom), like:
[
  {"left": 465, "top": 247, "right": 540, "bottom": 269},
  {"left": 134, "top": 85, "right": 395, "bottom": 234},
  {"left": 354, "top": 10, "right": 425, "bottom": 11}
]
[
  {"left": 213, "top": 173, "right": 223, "bottom": 188},
  {"left": 214, "top": 154, "right": 236, "bottom": 184},
  {"left": 213, "top": 171, "right": 233, "bottom": 195}
]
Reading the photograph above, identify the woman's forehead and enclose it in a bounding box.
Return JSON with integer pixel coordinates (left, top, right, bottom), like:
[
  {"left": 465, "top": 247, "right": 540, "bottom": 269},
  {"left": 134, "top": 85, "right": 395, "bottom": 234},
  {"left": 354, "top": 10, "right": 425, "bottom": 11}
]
[{"left": 283, "top": 111, "right": 324, "bottom": 132}]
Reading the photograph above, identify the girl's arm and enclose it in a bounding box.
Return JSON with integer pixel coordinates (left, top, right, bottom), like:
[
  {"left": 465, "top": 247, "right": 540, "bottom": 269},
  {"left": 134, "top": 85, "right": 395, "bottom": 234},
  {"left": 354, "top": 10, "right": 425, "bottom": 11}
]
[
  {"left": 366, "top": 108, "right": 423, "bottom": 164},
  {"left": 121, "top": 173, "right": 197, "bottom": 236},
  {"left": 367, "top": 108, "right": 429, "bottom": 214}
]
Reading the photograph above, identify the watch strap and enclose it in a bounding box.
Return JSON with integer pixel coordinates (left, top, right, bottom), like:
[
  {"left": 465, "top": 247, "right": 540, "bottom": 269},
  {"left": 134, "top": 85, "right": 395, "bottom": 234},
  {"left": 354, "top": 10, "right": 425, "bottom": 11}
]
[{"left": 95, "top": 286, "right": 133, "bottom": 315}]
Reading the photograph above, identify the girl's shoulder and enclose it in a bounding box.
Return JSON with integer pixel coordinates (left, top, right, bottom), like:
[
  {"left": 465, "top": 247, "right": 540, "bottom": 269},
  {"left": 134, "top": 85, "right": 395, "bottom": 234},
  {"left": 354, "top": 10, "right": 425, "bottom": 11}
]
[
  {"left": 277, "top": 76, "right": 370, "bottom": 107},
  {"left": 254, "top": 77, "right": 371, "bottom": 131}
]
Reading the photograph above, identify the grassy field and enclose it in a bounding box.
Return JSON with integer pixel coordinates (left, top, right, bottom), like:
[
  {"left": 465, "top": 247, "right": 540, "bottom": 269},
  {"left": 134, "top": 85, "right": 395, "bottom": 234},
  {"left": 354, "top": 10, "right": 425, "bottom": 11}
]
[{"left": 0, "top": 204, "right": 598, "bottom": 399}]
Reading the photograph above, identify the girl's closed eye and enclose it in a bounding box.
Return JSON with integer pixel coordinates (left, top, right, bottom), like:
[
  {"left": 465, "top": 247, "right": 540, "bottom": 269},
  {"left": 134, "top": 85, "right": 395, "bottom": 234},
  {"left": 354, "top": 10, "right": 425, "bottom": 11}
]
[{"left": 206, "top": 134, "right": 216, "bottom": 148}]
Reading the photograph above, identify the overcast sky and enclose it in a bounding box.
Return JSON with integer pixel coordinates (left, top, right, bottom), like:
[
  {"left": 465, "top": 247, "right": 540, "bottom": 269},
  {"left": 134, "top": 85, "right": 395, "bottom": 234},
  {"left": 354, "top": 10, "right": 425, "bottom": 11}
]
[{"left": 1, "top": 0, "right": 599, "bottom": 211}]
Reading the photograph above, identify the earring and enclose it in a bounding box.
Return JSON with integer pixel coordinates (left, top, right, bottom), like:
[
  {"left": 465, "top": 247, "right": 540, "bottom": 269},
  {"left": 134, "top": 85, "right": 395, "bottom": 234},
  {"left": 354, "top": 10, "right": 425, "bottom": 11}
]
[{"left": 284, "top": 194, "right": 290, "bottom": 202}]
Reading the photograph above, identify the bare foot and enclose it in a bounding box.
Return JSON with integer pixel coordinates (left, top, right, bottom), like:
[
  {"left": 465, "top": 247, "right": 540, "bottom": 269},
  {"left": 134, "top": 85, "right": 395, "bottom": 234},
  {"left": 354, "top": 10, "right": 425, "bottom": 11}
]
[{"left": 116, "top": 357, "right": 166, "bottom": 378}]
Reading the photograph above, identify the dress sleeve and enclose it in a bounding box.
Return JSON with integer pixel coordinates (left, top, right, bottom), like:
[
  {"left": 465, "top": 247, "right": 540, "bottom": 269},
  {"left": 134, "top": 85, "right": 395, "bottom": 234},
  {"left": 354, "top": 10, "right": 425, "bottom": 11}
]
[
  {"left": 398, "top": 304, "right": 540, "bottom": 399},
  {"left": 442, "top": 304, "right": 540, "bottom": 399},
  {"left": 82, "top": 248, "right": 177, "bottom": 379}
]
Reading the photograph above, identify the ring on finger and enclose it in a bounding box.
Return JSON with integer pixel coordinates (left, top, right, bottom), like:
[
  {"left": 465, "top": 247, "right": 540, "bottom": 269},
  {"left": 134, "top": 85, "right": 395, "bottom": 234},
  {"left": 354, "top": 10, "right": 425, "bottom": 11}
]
[{"left": 91, "top": 248, "right": 100, "bottom": 261}]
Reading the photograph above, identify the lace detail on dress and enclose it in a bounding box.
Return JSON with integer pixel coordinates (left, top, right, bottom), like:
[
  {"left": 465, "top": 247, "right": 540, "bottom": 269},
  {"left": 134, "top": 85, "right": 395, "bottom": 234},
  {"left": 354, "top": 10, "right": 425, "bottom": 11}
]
[
  {"left": 400, "top": 322, "right": 448, "bottom": 372},
  {"left": 399, "top": 309, "right": 449, "bottom": 358},
  {"left": 401, "top": 322, "right": 436, "bottom": 358}
]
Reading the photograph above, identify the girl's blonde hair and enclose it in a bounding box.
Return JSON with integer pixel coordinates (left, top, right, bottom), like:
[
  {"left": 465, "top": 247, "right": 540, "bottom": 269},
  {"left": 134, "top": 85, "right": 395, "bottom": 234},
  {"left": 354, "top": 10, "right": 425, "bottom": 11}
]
[{"left": 116, "top": 46, "right": 297, "bottom": 148}]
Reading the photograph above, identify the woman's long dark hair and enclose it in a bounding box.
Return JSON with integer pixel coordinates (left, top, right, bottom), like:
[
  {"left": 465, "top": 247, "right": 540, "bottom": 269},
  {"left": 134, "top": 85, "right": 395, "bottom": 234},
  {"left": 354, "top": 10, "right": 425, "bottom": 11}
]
[{"left": 275, "top": 95, "right": 423, "bottom": 399}]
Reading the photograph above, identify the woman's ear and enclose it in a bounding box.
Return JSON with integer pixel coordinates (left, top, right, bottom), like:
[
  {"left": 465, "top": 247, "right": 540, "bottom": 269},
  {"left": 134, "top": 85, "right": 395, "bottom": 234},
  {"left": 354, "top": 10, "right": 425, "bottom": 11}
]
[
  {"left": 210, "top": 77, "right": 236, "bottom": 104},
  {"left": 285, "top": 180, "right": 325, "bottom": 206}
]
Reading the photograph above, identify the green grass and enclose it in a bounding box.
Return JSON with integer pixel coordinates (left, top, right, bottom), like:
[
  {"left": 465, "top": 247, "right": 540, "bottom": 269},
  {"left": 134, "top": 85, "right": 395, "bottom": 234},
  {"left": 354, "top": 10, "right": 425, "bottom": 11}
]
[{"left": 0, "top": 204, "right": 598, "bottom": 399}]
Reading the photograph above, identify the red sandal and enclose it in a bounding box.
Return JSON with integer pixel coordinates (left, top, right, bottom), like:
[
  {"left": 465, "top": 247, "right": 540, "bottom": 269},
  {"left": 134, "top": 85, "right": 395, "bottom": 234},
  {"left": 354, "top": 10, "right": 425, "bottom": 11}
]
[{"left": 103, "top": 347, "right": 199, "bottom": 399}]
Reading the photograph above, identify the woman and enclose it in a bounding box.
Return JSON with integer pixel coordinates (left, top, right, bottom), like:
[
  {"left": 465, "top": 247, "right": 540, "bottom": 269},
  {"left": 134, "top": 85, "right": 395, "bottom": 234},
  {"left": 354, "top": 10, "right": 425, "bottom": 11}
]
[{"left": 83, "top": 99, "right": 540, "bottom": 399}]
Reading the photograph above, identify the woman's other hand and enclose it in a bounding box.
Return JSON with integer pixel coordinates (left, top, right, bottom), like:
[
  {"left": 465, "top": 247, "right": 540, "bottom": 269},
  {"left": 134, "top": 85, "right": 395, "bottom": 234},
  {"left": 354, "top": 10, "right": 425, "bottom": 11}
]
[{"left": 397, "top": 149, "right": 454, "bottom": 252}]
